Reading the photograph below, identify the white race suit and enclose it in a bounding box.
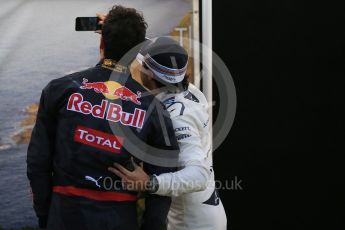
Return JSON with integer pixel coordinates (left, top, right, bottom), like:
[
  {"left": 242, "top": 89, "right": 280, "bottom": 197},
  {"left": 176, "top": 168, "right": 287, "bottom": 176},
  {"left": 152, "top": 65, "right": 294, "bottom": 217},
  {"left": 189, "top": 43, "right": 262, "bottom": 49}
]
[{"left": 154, "top": 84, "right": 227, "bottom": 230}]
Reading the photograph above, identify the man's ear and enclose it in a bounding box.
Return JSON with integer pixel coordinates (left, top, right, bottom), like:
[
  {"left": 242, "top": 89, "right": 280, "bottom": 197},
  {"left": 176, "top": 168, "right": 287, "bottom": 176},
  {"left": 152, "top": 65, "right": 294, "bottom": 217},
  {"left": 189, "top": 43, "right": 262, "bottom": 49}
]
[{"left": 99, "top": 35, "right": 105, "bottom": 60}]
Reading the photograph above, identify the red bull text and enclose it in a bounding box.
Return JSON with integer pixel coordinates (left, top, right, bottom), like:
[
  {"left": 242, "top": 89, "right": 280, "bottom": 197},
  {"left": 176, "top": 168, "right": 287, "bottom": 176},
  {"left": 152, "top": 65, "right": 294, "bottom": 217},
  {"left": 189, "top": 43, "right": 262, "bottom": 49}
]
[{"left": 67, "top": 93, "right": 146, "bottom": 129}]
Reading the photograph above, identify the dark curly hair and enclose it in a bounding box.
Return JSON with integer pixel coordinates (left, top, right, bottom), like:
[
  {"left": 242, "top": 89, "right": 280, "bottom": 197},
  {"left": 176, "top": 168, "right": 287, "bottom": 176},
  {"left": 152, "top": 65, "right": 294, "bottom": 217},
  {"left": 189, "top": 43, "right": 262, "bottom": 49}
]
[{"left": 102, "top": 5, "right": 147, "bottom": 61}]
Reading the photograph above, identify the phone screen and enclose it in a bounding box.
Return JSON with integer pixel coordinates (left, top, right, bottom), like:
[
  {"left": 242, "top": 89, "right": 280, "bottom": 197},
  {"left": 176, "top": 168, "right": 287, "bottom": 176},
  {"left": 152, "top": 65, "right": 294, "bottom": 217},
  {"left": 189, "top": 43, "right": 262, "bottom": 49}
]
[{"left": 75, "top": 17, "right": 101, "bottom": 31}]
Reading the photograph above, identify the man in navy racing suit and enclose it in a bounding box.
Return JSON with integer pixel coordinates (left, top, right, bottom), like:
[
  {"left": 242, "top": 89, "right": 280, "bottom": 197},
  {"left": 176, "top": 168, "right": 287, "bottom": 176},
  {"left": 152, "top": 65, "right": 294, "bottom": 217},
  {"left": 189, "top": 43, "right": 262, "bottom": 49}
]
[{"left": 27, "top": 6, "right": 179, "bottom": 230}]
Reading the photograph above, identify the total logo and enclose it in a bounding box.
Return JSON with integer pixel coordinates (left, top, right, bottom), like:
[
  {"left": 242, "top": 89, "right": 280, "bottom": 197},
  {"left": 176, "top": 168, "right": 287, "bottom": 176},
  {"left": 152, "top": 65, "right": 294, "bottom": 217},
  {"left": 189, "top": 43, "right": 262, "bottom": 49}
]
[
  {"left": 67, "top": 93, "right": 146, "bottom": 129},
  {"left": 74, "top": 125, "right": 124, "bottom": 153},
  {"left": 80, "top": 78, "right": 141, "bottom": 105}
]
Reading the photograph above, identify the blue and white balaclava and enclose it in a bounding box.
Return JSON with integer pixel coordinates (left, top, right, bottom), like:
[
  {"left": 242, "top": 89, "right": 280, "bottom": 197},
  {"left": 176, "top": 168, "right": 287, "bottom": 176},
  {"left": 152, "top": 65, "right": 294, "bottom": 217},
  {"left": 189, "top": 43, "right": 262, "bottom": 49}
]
[{"left": 136, "top": 37, "right": 188, "bottom": 84}]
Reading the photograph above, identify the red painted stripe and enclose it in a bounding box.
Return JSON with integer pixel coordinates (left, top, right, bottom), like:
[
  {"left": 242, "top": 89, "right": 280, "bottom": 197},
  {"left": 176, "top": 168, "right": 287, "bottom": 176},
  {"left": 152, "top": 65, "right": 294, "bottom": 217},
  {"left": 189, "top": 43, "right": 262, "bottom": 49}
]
[{"left": 53, "top": 186, "right": 137, "bottom": 202}]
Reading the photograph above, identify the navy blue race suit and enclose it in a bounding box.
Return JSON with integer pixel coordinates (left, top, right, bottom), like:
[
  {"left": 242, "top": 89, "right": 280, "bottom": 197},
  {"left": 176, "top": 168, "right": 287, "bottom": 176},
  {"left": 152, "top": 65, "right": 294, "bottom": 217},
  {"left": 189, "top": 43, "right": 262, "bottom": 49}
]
[{"left": 27, "top": 60, "right": 179, "bottom": 230}]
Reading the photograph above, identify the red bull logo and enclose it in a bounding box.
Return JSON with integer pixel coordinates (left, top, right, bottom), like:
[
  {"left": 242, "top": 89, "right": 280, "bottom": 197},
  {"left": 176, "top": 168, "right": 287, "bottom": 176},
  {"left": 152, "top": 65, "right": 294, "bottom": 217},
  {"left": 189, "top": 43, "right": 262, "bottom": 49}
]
[
  {"left": 80, "top": 78, "right": 141, "bottom": 105},
  {"left": 67, "top": 93, "right": 146, "bottom": 129},
  {"left": 113, "top": 86, "right": 141, "bottom": 105},
  {"left": 80, "top": 78, "right": 110, "bottom": 94}
]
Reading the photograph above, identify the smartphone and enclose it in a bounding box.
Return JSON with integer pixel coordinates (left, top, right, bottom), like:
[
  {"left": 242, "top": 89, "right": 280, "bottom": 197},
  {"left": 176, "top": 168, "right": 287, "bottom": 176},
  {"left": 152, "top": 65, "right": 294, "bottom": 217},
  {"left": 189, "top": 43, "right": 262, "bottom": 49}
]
[{"left": 75, "top": 17, "right": 102, "bottom": 31}]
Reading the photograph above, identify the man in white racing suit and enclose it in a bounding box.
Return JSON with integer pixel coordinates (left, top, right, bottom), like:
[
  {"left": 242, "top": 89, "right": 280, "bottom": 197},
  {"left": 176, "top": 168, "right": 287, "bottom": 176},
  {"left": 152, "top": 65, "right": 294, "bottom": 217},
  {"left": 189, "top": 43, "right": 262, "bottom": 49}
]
[{"left": 109, "top": 37, "right": 227, "bottom": 230}]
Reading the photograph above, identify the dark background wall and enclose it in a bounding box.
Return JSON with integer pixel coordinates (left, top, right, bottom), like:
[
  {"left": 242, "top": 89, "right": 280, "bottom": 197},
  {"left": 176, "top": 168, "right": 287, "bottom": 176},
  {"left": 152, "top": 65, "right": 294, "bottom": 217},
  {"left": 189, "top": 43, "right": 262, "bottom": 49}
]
[{"left": 212, "top": 1, "right": 344, "bottom": 229}]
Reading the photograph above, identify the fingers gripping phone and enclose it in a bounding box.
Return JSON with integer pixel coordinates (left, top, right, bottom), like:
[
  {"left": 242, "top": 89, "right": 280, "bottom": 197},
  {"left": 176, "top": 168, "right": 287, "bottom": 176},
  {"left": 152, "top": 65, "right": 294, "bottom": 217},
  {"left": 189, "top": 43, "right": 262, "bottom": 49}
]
[{"left": 75, "top": 17, "right": 102, "bottom": 31}]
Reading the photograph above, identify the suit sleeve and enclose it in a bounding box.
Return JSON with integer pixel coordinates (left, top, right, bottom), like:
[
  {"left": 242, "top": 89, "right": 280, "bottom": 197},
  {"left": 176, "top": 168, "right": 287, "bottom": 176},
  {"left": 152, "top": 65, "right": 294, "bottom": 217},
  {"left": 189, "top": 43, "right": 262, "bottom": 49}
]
[
  {"left": 27, "top": 84, "right": 56, "bottom": 226},
  {"left": 141, "top": 101, "right": 179, "bottom": 230},
  {"left": 154, "top": 113, "right": 210, "bottom": 197}
]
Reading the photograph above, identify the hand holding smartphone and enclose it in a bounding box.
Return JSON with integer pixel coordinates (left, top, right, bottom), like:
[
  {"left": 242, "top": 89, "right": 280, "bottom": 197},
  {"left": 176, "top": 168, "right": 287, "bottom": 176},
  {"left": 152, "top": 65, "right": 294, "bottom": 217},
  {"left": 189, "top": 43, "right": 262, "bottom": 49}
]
[{"left": 75, "top": 17, "right": 102, "bottom": 31}]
